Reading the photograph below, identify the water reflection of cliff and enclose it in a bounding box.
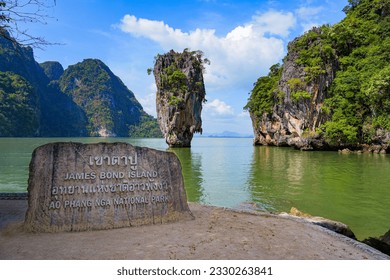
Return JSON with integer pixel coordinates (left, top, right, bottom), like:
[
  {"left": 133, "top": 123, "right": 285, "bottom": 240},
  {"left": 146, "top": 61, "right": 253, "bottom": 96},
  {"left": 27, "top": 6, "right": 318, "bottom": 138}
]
[
  {"left": 247, "top": 146, "right": 390, "bottom": 239},
  {"left": 170, "top": 138, "right": 253, "bottom": 208},
  {"left": 169, "top": 148, "right": 204, "bottom": 203},
  {"left": 247, "top": 146, "right": 307, "bottom": 212}
]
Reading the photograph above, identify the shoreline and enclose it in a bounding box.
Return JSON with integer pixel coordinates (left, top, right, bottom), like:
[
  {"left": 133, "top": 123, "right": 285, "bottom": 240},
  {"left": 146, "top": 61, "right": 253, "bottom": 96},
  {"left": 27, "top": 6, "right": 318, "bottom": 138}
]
[{"left": 0, "top": 200, "right": 388, "bottom": 260}]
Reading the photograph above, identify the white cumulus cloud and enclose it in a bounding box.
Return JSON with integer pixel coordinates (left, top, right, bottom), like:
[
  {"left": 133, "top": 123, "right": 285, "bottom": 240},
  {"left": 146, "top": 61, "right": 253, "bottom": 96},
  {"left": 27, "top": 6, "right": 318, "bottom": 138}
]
[
  {"left": 137, "top": 83, "right": 158, "bottom": 117},
  {"left": 296, "top": 5, "right": 325, "bottom": 32},
  {"left": 296, "top": 6, "right": 324, "bottom": 18},
  {"left": 204, "top": 99, "right": 234, "bottom": 116},
  {"left": 251, "top": 10, "right": 296, "bottom": 37},
  {"left": 119, "top": 11, "right": 296, "bottom": 91}
]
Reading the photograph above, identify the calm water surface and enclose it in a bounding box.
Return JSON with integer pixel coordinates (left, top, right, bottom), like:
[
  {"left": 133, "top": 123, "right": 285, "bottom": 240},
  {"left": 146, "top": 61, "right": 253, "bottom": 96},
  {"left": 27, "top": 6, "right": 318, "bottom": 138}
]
[{"left": 0, "top": 137, "right": 389, "bottom": 239}]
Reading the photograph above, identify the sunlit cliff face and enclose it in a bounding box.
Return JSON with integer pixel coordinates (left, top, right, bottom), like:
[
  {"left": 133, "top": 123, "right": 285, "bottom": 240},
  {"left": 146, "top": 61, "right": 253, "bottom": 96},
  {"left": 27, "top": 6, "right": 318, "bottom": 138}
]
[{"left": 154, "top": 49, "right": 207, "bottom": 147}]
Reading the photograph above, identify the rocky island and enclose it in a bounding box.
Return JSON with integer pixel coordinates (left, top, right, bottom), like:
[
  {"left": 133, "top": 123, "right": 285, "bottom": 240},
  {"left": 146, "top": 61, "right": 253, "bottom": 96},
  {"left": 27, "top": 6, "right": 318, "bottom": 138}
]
[
  {"left": 153, "top": 49, "right": 208, "bottom": 147},
  {"left": 245, "top": 0, "right": 389, "bottom": 153}
]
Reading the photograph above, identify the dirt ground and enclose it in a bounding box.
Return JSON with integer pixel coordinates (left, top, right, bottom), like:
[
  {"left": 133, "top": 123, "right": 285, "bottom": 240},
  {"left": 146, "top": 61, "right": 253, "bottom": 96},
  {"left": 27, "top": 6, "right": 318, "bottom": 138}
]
[{"left": 0, "top": 200, "right": 388, "bottom": 260}]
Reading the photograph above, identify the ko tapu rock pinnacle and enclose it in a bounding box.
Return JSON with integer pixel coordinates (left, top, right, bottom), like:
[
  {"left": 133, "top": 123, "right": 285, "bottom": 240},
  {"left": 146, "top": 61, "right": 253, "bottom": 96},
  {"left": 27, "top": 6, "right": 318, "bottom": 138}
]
[{"left": 153, "top": 49, "right": 208, "bottom": 147}]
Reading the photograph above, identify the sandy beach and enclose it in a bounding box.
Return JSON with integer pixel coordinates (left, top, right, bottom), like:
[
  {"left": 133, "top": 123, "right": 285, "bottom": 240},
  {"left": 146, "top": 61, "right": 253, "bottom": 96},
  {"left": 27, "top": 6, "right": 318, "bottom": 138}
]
[{"left": 0, "top": 200, "right": 388, "bottom": 260}]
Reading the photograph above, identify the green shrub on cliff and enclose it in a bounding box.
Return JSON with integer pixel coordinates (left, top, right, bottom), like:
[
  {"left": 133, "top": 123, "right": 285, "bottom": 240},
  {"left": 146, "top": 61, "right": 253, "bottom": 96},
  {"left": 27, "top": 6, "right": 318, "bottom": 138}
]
[
  {"left": 245, "top": 63, "right": 282, "bottom": 117},
  {"left": 294, "top": 25, "right": 335, "bottom": 83},
  {"left": 162, "top": 65, "right": 188, "bottom": 94},
  {"left": 287, "top": 78, "right": 311, "bottom": 102}
]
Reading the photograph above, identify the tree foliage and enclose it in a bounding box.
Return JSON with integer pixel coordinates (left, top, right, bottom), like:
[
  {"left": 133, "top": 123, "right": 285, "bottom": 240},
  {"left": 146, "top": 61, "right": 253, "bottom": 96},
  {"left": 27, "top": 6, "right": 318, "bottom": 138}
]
[
  {"left": 156, "top": 49, "right": 208, "bottom": 105},
  {"left": 287, "top": 78, "right": 311, "bottom": 102},
  {"left": 244, "top": 63, "right": 282, "bottom": 117},
  {"left": 322, "top": 0, "right": 390, "bottom": 144},
  {"left": 0, "top": 71, "right": 38, "bottom": 136},
  {"left": 0, "top": 0, "right": 56, "bottom": 48},
  {"left": 128, "top": 114, "right": 162, "bottom": 138}
]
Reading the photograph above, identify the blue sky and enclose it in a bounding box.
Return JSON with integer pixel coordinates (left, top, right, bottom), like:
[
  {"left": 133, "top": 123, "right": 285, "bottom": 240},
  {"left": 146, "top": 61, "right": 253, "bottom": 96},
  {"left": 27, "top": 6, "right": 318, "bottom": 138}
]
[{"left": 25, "top": 0, "right": 348, "bottom": 135}]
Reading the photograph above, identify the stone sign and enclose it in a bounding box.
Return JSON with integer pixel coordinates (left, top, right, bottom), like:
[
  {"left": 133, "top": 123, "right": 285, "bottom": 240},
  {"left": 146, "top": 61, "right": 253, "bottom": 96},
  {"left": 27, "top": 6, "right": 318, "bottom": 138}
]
[{"left": 24, "top": 142, "right": 193, "bottom": 232}]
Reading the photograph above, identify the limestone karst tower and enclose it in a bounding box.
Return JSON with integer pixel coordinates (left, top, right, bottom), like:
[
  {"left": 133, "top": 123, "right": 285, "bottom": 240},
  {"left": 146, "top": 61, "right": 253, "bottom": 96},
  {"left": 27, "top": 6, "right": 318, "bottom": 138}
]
[{"left": 153, "top": 49, "right": 208, "bottom": 147}]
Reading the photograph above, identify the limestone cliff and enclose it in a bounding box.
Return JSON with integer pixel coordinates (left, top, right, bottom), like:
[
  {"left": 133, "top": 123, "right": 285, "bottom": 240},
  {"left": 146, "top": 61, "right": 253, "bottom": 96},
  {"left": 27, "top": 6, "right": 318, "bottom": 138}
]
[
  {"left": 59, "top": 59, "right": 146, "bottom": 137},
  {"left": 153, "top": 49, "right": 207, "bottom": 147},
  {"left": 246, "top": 0, "right": 390, "bottom": 152},
  {"left": 249, "top": 27, "right": 337, "bottom": 150}
]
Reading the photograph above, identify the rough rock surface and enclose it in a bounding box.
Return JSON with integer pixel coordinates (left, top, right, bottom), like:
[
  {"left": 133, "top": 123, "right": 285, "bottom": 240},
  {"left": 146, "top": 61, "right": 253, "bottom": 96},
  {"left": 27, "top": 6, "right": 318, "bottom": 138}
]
[
  {"left": 251, "top": 28, "right": 336, "bottom": 151},
  {"left": 363, "top": 229, "right": 390, "bottom": 256},
  {"left": 285, "top": 207, "right": 356, "bottom": 239},
  {"left": 154, "top": 49, "right": 206, "bottom": 147},
  {"left": 24, "top": 142, "right": 193, "bottom": 232}
]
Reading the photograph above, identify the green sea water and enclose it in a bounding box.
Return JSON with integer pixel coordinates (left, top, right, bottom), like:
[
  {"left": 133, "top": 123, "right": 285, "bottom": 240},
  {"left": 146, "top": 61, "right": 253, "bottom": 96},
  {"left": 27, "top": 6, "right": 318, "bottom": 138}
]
[{"left": 0, "top": 137, "right": 389, "bottom": 239}]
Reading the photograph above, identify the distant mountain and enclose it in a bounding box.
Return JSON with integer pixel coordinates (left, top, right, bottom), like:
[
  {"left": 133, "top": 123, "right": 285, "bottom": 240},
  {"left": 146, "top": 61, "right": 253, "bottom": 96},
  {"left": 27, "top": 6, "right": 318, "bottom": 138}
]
[
  {"left": 58, "top": 58, "right": 155, "bottom": 137},
  {"left": 200, "top": 131, "right": 253, "bottom": 138},
  {"left": 40, "top": 61, "right": 64, "bottom": 80},
  {"left": 0, "top": 31, "right": 161, "bottom": 137}
]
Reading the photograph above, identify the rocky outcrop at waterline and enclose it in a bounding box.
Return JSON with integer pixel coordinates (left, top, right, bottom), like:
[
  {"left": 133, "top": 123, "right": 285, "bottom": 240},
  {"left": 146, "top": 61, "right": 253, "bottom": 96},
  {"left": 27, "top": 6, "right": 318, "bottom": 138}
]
[
  {"left": 153, "top": 49, "right": 208, "bottom": 147},
  {"left": 284, "top": 207, "right": 356, "bottom": 239},
  {"left": 282, "top": 207, "right": 390, "bottom": 256},
  {"left": 363, "top": 229, "right": 390, "bottom": 257}
]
